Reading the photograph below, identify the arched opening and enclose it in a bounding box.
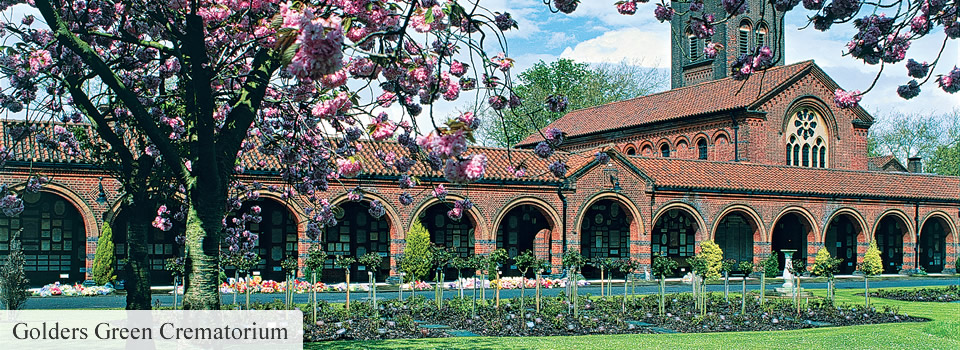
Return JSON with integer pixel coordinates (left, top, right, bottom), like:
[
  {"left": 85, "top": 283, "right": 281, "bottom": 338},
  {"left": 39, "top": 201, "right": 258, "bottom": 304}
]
[
  {"left": 579, "top": 199, "right": 632, "bottom": 279},
  {"left": 625, "top": 147, "right": 636, "bottom": 156},
  {"left": 738, "top": 20, "right": 752, "bottom": 57},
  {"left": 224, "top": 199, "right": 299, "bottom": 282},
  {"left": 659, "top": 143, "right": 670, "bottom": 158},
  {"left": 755, "top": 22, "right": 768, "bottom": 49},
  {"left": 652, "top": 208, "right": 701, "bottom": 277},
  {"left": 874, "top": 215, "right": 909, "bottom": 274},
  {"left": 327, "top": 201, "right": 391, "bottom": 282},
  {"left": 422, "top": 203, "right": 475, "bottom": 279},
  {"left": 497, "top": 205, "right": 551, "bottom": 277},
  {"left": 687, "top": 28, "right": 699, "bottom": 61},
  {"left": 697, "top": 138, "right": 708, "bottom": 160},
  {"left": 640, "top": 145, "right": 653, "bottom": 157},
  {"left": 823, "top": 213, "right": 864, "bottom": 274},
  {"left": 113, "top": 210, "right": 184, "bottom": 285},
  {"left": 714, "top": 212, "right": 756, "bottom": 264},
  {"left": 0, "top": 192, "right": 85, "bottom": 285},
  {"left": 919, "top": 216, "right": 949, "bottom": 273},
  {"left": 771, "top": 212, "right": 812, "bottom": 274}
]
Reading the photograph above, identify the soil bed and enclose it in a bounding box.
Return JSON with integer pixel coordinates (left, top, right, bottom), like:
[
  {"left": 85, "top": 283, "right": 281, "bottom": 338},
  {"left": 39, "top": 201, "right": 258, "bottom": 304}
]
[{"left": 297, "top": 291, "right": 924, "bottom": 342}]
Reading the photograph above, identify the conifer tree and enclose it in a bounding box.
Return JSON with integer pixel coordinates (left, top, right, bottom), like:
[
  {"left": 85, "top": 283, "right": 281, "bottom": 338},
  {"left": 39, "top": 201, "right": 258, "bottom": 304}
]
[{"left": 92, "top": 223, "right": 117, "bottom": 285}]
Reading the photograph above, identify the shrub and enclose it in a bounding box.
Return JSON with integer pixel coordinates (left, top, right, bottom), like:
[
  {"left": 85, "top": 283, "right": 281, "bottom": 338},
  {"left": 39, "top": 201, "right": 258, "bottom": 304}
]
[
  {"left": 861, "top": 240, "right": 883, "bottom": 276},
  {"left": 92, "top": 222, "right": 116, "bottom": 285},
  {"left": 811, "top": 247, "right": 840, "bottom": 278},
  {"left": 0, "top": 234, "right": 29, "bottom": 310},
  {"left": 764, "top": 253, "right": 779, "bottom": 277},
  {"left": 401, "top": 219, "right": 433, "bottom": 282},
  {"left": 651, "top": 253, "right": 678, "bottom": 279},
  {"left": 698, "top": 240, "right": 723, "bottom": 280}
]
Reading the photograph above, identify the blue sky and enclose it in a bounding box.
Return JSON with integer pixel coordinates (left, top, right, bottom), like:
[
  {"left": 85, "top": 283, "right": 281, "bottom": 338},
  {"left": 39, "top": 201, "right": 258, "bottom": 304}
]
[{"left": 491, "top": 1, "right": 960, "bottom": 118}]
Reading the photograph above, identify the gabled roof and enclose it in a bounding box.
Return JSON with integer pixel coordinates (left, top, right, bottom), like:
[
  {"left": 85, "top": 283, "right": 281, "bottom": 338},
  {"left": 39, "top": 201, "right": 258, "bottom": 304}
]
[
  {"left": 867, "top": 155, "right": 907, "bottom": 172},
  {"left": 627, "top": 157, "right": 960, "bottom": 202},
  {"left": 0, "top": 121, "right": 97, "bottom": 164},
  {"left": 519, "top": 60, "right": 872, "bottom": 147}
]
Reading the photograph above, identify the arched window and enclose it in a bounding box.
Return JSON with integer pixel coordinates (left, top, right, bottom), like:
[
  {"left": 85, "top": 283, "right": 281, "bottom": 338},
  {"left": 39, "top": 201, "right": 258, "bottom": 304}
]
[
  {"left": 625, "top": 147, "right": 636, "bottom": 156},
  {"left": 697, "top": 138, "right": 708, "bottom": 160},
  {"left": 738, "top": 20, "right": 752, "bottom": 57},
  {"left": 687, "top": 29, "right": 699, "bottom": 61},
  {"left": 785, "top": 107, "right": 829, "bottom": 168},
  {"left": 756, "top": 22, "right": 769, "bottom": 49},
  {"left": 660, "top": 143, "right": 670, "bottom": 157}
]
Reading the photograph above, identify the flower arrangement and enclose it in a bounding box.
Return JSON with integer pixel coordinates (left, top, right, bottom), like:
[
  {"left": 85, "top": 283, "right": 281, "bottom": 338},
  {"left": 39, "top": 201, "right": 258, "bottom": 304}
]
[{"left": 30, "top": 282, "right": 115, "bottom": 297}]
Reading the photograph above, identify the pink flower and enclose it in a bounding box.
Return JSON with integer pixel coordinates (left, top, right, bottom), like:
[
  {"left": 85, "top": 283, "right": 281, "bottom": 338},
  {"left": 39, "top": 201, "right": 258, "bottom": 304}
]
[
  {"left": 834, "top": 89, "right": 862, "bottom": 108},
  {"left": 321, "top": 69, "right": 348, "bottom": 89},
  {"left": 432, "top": 184, "right": 447, "bottom": 200},
  {"left": 157, "top": 205, "right": 168, "bottom": 216},
  {"left": 616, "top": 1, "right": 637, "bottom": 15},
  {"left": 450, "top": 60, "right": 468, "bottom": 77},
  {"left": 336, "top": 158, "right": 362, "bottom": 178},
  {"left": 28, "top": 50, "right": 52, "bottom": 71},
  {"left": 286, "top": 9, "right": 344, "bottom": 80},
  {"left": 462, "top": 154, "right": 487, "bottom": 181},
  {"left": 443, "top": 80, "right": 460, "bottom": 101},
  {"left": 378, "top": 92, "right": 397, "bottom": 107},
  {"left": 185, "top": 160, "right": 192, "bottom": 172},
  {"left": 370, "top": 120, "right": 396, "bottom": 141}
]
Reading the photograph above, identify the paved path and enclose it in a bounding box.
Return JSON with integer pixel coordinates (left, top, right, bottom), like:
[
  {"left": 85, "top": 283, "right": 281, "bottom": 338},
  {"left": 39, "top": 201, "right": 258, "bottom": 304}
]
[{"left": 23, "top": 276, "right": 958, "bottom": 309}]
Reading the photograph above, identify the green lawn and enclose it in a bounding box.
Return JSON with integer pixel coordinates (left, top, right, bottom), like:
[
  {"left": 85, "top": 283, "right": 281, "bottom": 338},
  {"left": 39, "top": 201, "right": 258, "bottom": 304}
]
[{"left": 306, "top": 287, "right": 960, "bottom": 350}]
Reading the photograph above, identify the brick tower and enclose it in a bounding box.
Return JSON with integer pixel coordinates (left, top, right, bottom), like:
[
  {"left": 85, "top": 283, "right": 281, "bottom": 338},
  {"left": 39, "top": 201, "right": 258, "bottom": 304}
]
[{"left": 670, "top": 2, "right": 786, "bottom": 89}]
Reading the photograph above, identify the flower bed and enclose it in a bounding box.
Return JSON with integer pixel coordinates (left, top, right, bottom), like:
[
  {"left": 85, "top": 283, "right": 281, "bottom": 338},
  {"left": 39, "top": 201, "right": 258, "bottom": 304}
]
[
  {"left": 870, "top": 285, "right": 959, "bottom": 302},
  {"left": 299, "top": 292, "right": 923, "bottom": 342},
  {"left": 30, "top": 282, "right": 115, "bottom": 297}
]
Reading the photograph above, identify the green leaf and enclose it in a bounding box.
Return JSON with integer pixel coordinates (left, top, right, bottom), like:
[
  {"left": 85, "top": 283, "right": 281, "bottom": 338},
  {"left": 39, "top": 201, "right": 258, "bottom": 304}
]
[
  {"left": 342, "top": 17, "right": 353, "bottom": 34},
  {"left": 270, "top": 13, "right": 284, "bottom": 29},
  {"left": 424, "top": 7, "right": 435, "bottom": 24},
  {"left": 281, "top": 42, "right": 300, "bottom": 66}
]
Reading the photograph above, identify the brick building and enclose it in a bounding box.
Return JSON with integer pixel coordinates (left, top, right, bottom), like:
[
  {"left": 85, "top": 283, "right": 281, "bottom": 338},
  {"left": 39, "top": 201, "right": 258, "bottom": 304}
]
[{"left": 1, "top": 9, "right": 958, "bottom": 285}]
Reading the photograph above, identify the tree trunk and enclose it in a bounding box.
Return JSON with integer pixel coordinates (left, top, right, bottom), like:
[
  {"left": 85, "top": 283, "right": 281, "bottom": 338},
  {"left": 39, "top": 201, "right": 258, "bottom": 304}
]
[
  {"left": 741, "top": 276, "right": 746, "bottom": 314},
  {"left": 864, "top": 276, "right": 869, "bottom": 308},
  {"left": 535, "top": 272, "right": 541, "bottom": 313},
  {"left": 658, "top": 277, "right": 665, "bottom": 317},
  {"left": 173, "top": 276, "right": 179, "bottom": 310},
  {"left": 760, "top": 273, "right": 766, "bottom": 306},
  {"left": 182, "top": 187, "right": 225, "bottom": 310},
  {"left": 600, "top": 268, "right": 604, "bottom": 297},
  {"left": 311, "top": 273, "right": 317, "bottom": 324},
  {"left": 124, "top": 200, "right": 152, "bottom": 310},
  {"left": 724, "top": 271, "right": 729, "bottom": 303},
  {"left": 345, "top": 269, "right": 351, "bottom": 314},
  {"left": 233, "top": 271, "right": 239, "bottom": 306}
]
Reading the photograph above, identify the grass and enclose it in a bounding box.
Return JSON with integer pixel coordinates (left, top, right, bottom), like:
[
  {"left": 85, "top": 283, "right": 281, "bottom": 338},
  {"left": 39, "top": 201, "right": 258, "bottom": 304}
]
[{"left": 306, "top": 286, "right": 960, "bottom": 350}]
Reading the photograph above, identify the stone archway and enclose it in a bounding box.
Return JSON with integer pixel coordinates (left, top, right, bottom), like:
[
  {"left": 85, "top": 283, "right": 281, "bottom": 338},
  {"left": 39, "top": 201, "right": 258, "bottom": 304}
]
[
  {"left": 713, "top": 209, "right": 759, "bottom": 265},
  {"left": 420, "top": 202, "right": 475, "bottom": 279},
  {"left": 579, "top": 199, "right": 633, "bottom": 279},
  {"left": 823, "top": 211, "right": 865, "bottom": 274},
  {"left": 919, "top": 215, "right": 951, "bottom": 273},
  {"left": 874, "top": 214, "right": 910, "bottom": 274},
  {"left": 651, "top": 207, "right": 702, "bottom": 277},
  {"left": 770, "top": 211, "right": 815, "bottom": 274},
  {"left": 222, "top": 198, "right": 299, "bottom": 282},
  {"left": 496, "top": 204, "right": 552, "bottom": 277},
  {"left": 0, "top": 191, "right": 86, "bottom": 285},
  {"left": 326, "top": 201, "right": 392, "bottom": 282}
]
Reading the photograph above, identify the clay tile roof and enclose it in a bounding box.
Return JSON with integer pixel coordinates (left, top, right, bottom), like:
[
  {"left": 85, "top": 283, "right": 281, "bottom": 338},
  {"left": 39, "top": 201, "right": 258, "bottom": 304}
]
[
  {"left": 1, "top": 120, "right": 570, "bottom": 184},
  {"left": 629, "top": 157, "right": 960, "bottom": 201},
  {"left": 519, "top": 61, "right": 816, "bottom": 146},
  {"left": 867, "top": 155, "right": 906, "bottom": 172},
  {"left": 352, "top": 141, "right": 566, "bottom": 183},
  {"left": 0, "top": 120, "right": 97, "bottom": 164}
]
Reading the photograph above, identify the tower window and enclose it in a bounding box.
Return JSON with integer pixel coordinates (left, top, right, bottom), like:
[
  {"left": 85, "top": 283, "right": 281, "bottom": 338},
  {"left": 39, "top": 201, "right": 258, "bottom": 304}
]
[
  {"left": 739, "top": 20, "right": 752, "bottom": 57},
  {"left": 697, "top": 139, "right": 708, "bottom": 160},
  {"left": 688, "top": 33, "right": 699, "bottom": 61},
  {"left": 756, "top": 23, "right": 769, "bottom": 49},
  {"left": 785, "top": 108, "right": 829, "bottom": 168},
  {"left": 660, "top": 143, "right": 670, "bottom": 157}
]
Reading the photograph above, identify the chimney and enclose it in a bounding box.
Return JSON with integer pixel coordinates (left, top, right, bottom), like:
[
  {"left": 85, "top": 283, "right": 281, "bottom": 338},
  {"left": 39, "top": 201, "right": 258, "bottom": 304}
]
[{"left": 907, "top": 157, "right": 923, "bottom": 173}]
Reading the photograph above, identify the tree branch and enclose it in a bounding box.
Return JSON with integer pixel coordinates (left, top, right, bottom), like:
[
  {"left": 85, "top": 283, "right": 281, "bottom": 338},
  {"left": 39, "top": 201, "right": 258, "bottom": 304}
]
[
  {"left": 64, "top": 74, "right": 135, "bottom": 175},
  {"left": 35, "top": 0, "right": 188, "bottom": 179},
  {"left": 216, "top": 47, "right": 280, "bottom": 168}
]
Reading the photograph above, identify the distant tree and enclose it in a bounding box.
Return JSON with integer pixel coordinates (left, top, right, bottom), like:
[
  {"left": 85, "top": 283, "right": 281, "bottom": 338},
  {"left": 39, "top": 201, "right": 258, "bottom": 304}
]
[
  {"left": 651, "top": 253, "right": 678, "bottom": 317},
  {"left": 699, "top": 240, "right": 724, "bottom": 280},
  {"left": 92, "top": 222, "right": 117, "bottom": 285},
  {"left": 334, "top": 256, "right": 356, "bottom": 313},
  {"left": 477, "top": 58, "right": 666, "bottom": 147},
  {"left": 868, "top": 111, "right": 948, "bottom": 167},
  {"left": 926, "top": 110, "right": 960, "bottom": 176},
  {"left": 513, "top": 250, "right": 538, "bottom": 311}
]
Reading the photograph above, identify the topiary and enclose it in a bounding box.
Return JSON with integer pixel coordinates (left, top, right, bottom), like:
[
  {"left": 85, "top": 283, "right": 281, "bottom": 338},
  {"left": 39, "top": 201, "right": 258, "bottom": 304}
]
[
  {"left": 811, "top": 247, "right": 841, "bottom": 278},
  {"left": 698, "top": 240, "right": 724, "bottom": 280},
  {"left": 651, "top": 253, "right": 678, "bottom": 279},
  {"left": 92, "top": 222, "right": 116, "bottom": 285},
  {"left": 861, "top": 240, "right": 884, "bottom": 276},
  {"left": 0, "top": 232, "right": 29, "bottom": 310},
  {"left": 401, "top": 219, "right": 433, "bottom": 282}
]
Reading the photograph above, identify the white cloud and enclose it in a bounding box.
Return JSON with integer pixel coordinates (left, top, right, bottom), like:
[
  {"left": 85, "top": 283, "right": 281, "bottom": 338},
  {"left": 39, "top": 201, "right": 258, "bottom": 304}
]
[
  {"left": 545, "top": 32, "right": 575, "bottom": 49},
  {"left": 558, "top": 28, "right": 669, "bottom": 67}
]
